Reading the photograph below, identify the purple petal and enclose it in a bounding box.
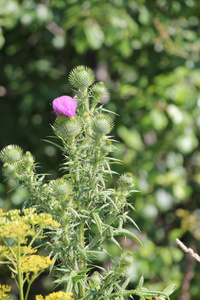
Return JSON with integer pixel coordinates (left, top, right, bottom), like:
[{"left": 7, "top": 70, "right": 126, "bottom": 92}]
[{"left": 52, "top": 96, "right": 77, "bottom": 118}]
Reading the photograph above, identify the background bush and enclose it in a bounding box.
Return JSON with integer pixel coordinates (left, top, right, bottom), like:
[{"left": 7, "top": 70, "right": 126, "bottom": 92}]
[{"left": 1, "top": 0, "right": 200, "bottom": 299}]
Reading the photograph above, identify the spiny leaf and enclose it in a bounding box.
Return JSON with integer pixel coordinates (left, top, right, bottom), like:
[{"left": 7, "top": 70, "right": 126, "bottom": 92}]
[
  {"left": 42, "top": 139, "right": 65, "bottom": 151},
  {"left": 137, "top": 276, "right": 144, "bottom": 290},
  {"left": 92, "top": 212, "right": 103, "bottom": 235},
  {"left": 162, "top": 284, "right": 176, "bottom": 296},
  {"left": 125, "top": 215, "right": 141, "bottom": 231},
  {"left": 102, "top": 108, "right": 119, "bottom": 116},
  {"left": 111, "top": 236, "right": 121, "bottom": 248},
  {"left": 114, "top": 228, "right": 142, "bottom": 246}
]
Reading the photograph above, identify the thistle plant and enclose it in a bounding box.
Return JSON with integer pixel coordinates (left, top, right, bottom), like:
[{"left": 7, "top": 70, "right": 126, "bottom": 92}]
[{"left": 1, "top": 66, "right": 175, "bottom": 299}]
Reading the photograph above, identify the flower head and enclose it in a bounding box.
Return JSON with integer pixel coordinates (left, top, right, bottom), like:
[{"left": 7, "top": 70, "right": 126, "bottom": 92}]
[
  {"left": 119, "top": 173, "right": 135, "bottom": 188},
  {"left": 52, "top": 96, "right": 77, "bottom": 118},
  {"left": 0, "top": 145, "right": 23, "bottom": 164},
  {"left": 0, "top": 284, "right": 11, "bottom": 300},
  {"left": 36, "top": 291, "right": 74, "bottom": 300},
  {"left": 92, "top": 113, "right": 114, "bottom": 136},
  {"left": 69, "top": 65, "right": 95, "bottom": 89},
  {"left": 52, "top": 115, "right": 81, "bottom": 142},
  {"left": 49, "top": 178, "right": 73, "bottom": 201}
]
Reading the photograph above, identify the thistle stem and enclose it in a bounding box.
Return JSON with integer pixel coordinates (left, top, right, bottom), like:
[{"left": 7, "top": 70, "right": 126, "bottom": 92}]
[
  {"left": 78, "top": 222, "right": 86, "bottom": 298},
  {"left": 83, "top": 88, "right": 89, "bottom": 113}
]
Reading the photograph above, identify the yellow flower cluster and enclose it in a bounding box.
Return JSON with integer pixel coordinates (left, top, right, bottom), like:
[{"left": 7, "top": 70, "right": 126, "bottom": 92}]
[
  {"left": 0, "top": 285, "right": 74, "bottom": 300},
  {"left": 0, "top": 208, "right": 60, "bottom": 242},
  {"left": 0, "top": 208, "right": 60, "bottom": 299},
  {"left": 0, "top": 284, "right": 11, "bottom": 300},
  {"left": 36, "top": 291, "right": 74, "bottom": 300},
  {"left": 0, "top": 245, "right": 37, "bottom": 262},
  {"left": 21, "top": 255, "right": 54, "bottom": 273}
]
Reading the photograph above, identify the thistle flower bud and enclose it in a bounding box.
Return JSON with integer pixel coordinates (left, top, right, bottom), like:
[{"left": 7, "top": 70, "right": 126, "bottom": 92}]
[
  {"left": 89, "top": 271, "right": 101, "bottom": 291},
  {"left": 119, "top": 172, "right": 135, "bottom": 189},
  {"left": 0, "top": 145, "right": 23, "bottom": 164},
  {"left": 92, "top": 114, "right": 113, "bottom": 136},
  {"left": 101, "top": 140, "right": 113, "bottom": 155},
  {"left": 69, "top": 65, "right": 95, "bottom": 89},
  {"left": 90, "top": 82, "right": 108, "bottom": 108},
  {"left": 2, "top": 163, "right": 16, "bottom": 178},
  {"left": 23, "top": 151, "right": 35, "bottom": 168},
  {"left": 53, "top": 115, "right": 81, "bottom": 142},
  {"left": 50, "top": 178, "right": 73, "bottom": 201},
  {"left": 118, "top": 251, "right": 135, "bottom": 271}
]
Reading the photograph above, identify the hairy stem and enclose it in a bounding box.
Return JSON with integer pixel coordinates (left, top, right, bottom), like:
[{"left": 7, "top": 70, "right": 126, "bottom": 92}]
[{"left": 78, "top": 222, "right": 86, "bottom": 298}]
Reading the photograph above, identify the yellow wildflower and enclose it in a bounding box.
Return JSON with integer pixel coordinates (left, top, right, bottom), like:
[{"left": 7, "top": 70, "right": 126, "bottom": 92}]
[
  {"left": 0, "top": 209, "right": 60, "bottom": 243},
  {"left": 0, "top": 246, "right": 13, "bottom": 260},
  {"left": 21, "top": 255, "right": 54, "bottom": 273},
  {"left": 0, "top": 284, "right": 12, "bottom": 300},
  {"left": 35, "top": 291, "right": 74, "bottom": 300},
  {"left": 0, "top": 209, "right": 5, "bottom": 217}
]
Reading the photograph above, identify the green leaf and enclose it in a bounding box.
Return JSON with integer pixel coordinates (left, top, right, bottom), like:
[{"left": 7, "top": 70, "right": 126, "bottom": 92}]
[
  {"left": 102, "top": 108, "right": 119, "bottom": 116},
  {"left": 137, "top": 275, "right": 144, "bottom": 290},
  {"left": 125, "top": 215, "right": 141, "bottom": 231},
  {"left": 162, "top": 284, "right": 176, "bottom": 296},
  {"left": 121, "top": 277, "right": 131, "bottom": 289},
  {"left": 77, "top": 186, "right": 87, "bottom": 202},
  {"left": 72, "top": 274, "right": 85, "bottom": 281},
  {"left": 84, "top": 21, "right": 104, "bottom": 49},
  {"left": 114, "top": 228, "right": 142, "bottom": 246},
  {"left": 42, "top": 139, "right": 64, "bottom": 151},
  {"left": 92, "top": 212, "right": 103, "bottom": 235},
  {"left": 111, "top": 236, "right": 121, "bottom": 248}
]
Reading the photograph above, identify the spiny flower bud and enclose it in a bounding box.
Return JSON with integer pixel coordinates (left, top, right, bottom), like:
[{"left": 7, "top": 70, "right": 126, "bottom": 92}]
[
  {"left": 119, "top": 172, "right": 135, "bottom": 188},
  {"left": 2, "top": 163, "right": 16, "bottom": 178},
  {"left": 89, "top": 271, "right": 101, "bottom": 291},
  {"left": 118, "top": 251, "right": 135, "bottom": 271},
  {"left": 90, "top": 82, "right": 108, "bottom": 108},
  {"left": 0, "top": 145, "right": 23, "bottom": 164},
  {"left": 53, "top": 115, "right": 81, "bottom": 142},
  {"left": 52, "top": 96, "right": 77, "bottom": 118},
  {"left": 69, "top": 65, "right": 95, "bottom": 89},
  {"left": 101, "top": 140, "right": 113, "bottom": 155},
  {"left": 92, "top": 114, "right": 113, "bottom": 136},
  {"left": 50, "top": 178, "right": 73, "bottom": 201},
  {"left": 23, "top": 151, "right": 35, "bottom": 168}
]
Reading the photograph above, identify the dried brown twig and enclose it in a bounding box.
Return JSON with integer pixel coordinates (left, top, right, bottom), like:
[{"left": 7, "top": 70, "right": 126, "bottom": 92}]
[{"left": 176, "top": 238, "right": 200, "bottom": 262}]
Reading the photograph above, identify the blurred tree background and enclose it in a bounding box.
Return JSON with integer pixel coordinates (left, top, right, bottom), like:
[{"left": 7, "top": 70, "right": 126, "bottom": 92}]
[{"left": 1, "top": 0, "right": 200, "bottom": 299}]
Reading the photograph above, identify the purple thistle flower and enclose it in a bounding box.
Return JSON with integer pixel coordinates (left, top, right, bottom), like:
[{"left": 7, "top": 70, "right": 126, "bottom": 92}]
[{"left": 52, "top": 96, "right": 77, "bottom": 118}]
